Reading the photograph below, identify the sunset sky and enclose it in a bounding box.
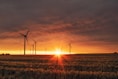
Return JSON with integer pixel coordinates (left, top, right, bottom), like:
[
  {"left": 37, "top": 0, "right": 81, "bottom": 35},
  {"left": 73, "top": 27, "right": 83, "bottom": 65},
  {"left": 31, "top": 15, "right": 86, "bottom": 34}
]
[{"left": 0, "top": 0, "right": 118, "bottom": 54}]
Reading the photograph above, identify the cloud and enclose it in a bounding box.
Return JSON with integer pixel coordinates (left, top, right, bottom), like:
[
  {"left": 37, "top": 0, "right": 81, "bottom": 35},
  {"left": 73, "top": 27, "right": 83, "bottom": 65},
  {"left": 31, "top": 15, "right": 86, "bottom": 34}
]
[{"left": 0, "top": 0, "right": 118, "bottom": 52}]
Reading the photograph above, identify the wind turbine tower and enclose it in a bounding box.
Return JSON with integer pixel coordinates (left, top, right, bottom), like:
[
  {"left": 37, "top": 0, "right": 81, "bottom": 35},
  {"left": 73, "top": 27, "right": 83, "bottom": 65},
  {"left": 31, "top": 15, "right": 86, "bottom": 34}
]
[{"left": 33, "top": 40, "right": 37, "bottom": 55}]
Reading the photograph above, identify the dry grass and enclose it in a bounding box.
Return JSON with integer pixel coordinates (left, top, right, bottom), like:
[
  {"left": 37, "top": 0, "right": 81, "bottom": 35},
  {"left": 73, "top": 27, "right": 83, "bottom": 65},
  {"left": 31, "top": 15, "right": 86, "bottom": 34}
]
[{"left": 0, "top": 54, "right": 118, "bottom": 79}]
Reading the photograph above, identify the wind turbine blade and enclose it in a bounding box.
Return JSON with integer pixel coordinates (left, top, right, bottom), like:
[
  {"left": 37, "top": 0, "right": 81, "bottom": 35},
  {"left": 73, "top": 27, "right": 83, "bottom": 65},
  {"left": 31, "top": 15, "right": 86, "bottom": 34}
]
[
  {"left": 19, "top": 33, "right": 25, "bottom": 36},
  {"left": 25, "top": 30, "right": 30, "bottom": 43},
  {"left": 26, "top": 30, "right": 30, "bottom": 36}
]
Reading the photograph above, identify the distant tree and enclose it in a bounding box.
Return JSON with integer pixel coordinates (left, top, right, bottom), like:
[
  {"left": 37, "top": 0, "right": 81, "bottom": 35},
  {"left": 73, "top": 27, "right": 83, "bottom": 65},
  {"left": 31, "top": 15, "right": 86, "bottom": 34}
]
[
  {"left": 113, "top": 52, "right": 118, "bottom": 54},
  {"left": 5, "top": 53, "right": 10, "bottom": 55}
]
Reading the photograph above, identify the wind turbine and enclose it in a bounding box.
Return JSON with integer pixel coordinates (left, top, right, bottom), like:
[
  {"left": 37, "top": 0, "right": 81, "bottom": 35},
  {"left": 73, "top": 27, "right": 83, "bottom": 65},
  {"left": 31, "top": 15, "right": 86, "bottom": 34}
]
[
  {"left": 69, "top": 43, "right": 72, "bottom": 54},
  {"left": 32, "top": 44, "right": 35, "bottom": 54},
  {"left": 20, "top": 30, "right": 29, "bottom": 55},
  {"left": 33, "top": 40, "right": 37, "bottom": 55}
]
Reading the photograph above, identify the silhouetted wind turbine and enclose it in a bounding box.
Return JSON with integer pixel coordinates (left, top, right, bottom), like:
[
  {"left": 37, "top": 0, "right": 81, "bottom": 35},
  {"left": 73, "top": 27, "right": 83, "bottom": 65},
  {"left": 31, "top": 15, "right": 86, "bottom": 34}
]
[
  {"left": 69, "top": 43, "right": 72, "bottom": 54},
  {"left": 33, "top": 40, "right": 37, "bottom": 55},
  {"left": 32, "top": 44, "right": 35, "bottom": 54},
  {"left": 20, "top": 30, "right": 29, "bottom": 55}
]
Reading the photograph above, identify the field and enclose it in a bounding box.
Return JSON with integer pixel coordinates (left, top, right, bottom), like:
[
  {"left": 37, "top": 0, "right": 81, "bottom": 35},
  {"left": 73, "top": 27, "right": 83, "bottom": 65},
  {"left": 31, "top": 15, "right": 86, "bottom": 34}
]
[{"left": 0, "top": 54, "right": 118, "bottom": 79}]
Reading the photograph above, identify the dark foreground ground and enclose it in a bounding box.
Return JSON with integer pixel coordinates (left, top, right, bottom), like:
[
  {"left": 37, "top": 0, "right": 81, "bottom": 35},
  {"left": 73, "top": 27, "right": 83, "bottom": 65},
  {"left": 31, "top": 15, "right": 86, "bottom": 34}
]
[{"left": 0, "top": 54, "right": 118, "bottom": 79}]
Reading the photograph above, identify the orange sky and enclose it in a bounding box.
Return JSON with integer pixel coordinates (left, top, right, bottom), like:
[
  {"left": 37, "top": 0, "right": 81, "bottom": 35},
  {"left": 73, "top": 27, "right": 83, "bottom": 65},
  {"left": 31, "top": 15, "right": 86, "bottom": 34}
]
[
  {"left": 0, "top": 30, "right": 117, "bottom": 55},
  {"left": 0, "top": 0, "right": 118, "bottom": 54}
]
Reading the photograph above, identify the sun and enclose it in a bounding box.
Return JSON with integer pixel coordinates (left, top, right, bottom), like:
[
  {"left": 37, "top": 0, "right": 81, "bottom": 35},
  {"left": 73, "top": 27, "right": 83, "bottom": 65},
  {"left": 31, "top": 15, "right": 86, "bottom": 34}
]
[{"left": 54, "top": 48, "right": 62, "bottom": 56}]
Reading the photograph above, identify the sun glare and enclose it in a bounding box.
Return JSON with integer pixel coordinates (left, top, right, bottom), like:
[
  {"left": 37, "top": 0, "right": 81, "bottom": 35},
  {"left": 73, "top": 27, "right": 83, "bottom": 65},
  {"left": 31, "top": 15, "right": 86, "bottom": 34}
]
[{"left": 54, "top": 48, "right": 62, "bottom": 56}]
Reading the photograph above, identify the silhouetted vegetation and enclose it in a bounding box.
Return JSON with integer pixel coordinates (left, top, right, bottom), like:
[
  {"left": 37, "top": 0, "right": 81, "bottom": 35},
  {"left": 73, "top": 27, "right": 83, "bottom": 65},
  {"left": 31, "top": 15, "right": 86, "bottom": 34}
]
[
  {"left": 113, "top": 52, "right": 118, "bottom": 54},
  {"left": 0, "top": 53, "right": 10, "bottom": 56}
]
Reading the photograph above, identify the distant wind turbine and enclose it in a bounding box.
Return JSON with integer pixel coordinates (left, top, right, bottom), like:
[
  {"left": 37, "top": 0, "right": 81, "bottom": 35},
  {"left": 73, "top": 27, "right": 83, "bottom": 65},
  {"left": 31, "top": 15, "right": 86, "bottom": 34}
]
[
  {"left": 20, "top": 30, "right": 30, "bottom": 55},
  {"left": 33, "top": 40, "right": 37, "bottom": 55},
  {"left": 69, "top": 43, "right": 72, "bottom": 54},
  {"left": 32, "top": 44, "right": 35, "bottom": 54}
]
